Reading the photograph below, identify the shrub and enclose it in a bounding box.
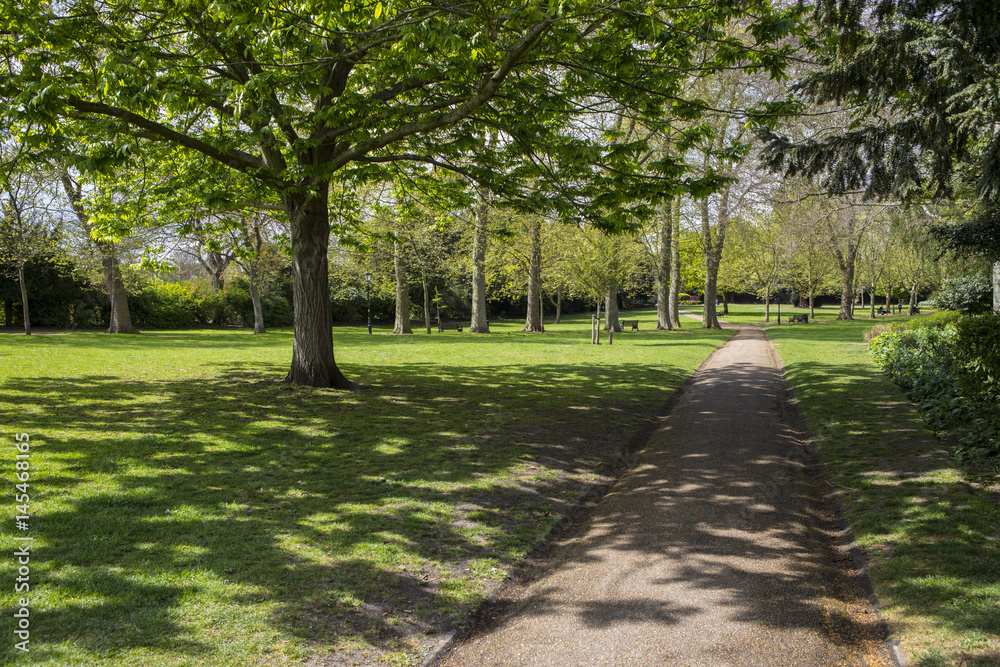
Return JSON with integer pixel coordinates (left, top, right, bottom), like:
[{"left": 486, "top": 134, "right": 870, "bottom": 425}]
[
  {"left": 870, "top": 319, "right": 999, "bottom": 458},
  {"left": 132, "top": 280, "right": 200, "bottom": 328},
  {"left": 905, "top": 310, "right": 964, "bottom": 330},
  {"left": 931, "top": 274, "right": 993, "bottom": 313}
]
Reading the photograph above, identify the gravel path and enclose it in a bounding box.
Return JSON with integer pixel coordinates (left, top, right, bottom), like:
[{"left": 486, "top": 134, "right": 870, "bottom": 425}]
[{"left": 434, "top": 326, "right": 900, "bottom": 666}]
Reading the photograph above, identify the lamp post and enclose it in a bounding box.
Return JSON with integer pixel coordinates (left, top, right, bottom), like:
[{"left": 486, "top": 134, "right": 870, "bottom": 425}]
[
  {"left": 776, "top": 279, "right": 782, "bottom": 325},
  {"left": 363, "top": 272, "right": 372, "bottom": 334}
]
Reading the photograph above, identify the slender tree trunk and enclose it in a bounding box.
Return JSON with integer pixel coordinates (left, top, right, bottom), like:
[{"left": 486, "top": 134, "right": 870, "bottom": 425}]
[
  {"left": 669, "top": 196, "right": 682, "bottom": 328},
  {"left": 594, "top": 299, "right": 602, "bottom": 345},
  {"left": 834, "top": 243, "right": 858, "bottom": 320},
  {"left": 548, "top": 286, "right": 562, "bottom": 324},
  {"left": 284, "top": 187, "right": 353, "bottom": 389},
  {"left": 60, "top": 172, "right": 138, "bottom": 334},
  {"left": 870, "top": 288, "right": 876, "bottom": 318},
  {"left": 722, "top": 291, "right": 729, "bottom": 315},
  {"left": 993, "top": 261, "right": 1000, "bottom": 314},
  {"left": 17, "top": 263, "right": 30, "bottom": 335},
  {"left": 909, "top": 281, "right": 919, "bottom": 315},
  {"left": 764, "top": 290, "right": 771, "bottom": 323},
  {"left": 470, "top": 197, "right": 490, "bottom": 333},
  {"left": 392, "top": 240, "right": 412, "bottom": 334},
  {"left": 809, "top": 289, "right": 815, "bottom": 319},
  {"left": 421, "top": 273, "right": 432, "bottom": 334},
  {"left": 523, "top": 218, "right": 543, "bottom": 332},
  {"left": 248, "top": 264, "right": 266, "bottom": 334},
  {"left": 656, "top": 199, "right": 672, "bottom": 330},
  {"left": 604, "top": 284, "right": 621, "bottom": 332}
]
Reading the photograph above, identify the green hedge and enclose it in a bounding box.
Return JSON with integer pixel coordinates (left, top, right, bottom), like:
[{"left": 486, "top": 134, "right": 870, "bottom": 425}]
[{"left": 869, "top": 313, "right": 1000, "bottom": 457}]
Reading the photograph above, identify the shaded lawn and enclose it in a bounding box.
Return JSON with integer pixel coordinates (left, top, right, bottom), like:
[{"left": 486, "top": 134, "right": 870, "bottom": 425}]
[
  {"left": 0, "top": 316, "right": 730, "bottom": 666},
  {"left": 768, "top": 317, "right": 1000, "bottom": 667},
  {"left": 684, "top": 302, "right": 855, "bottom": 326}
]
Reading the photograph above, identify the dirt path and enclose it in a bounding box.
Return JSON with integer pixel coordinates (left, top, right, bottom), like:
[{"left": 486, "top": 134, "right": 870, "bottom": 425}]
[{"left": 433, "top": 327, "right": 901, "bottom": 666}]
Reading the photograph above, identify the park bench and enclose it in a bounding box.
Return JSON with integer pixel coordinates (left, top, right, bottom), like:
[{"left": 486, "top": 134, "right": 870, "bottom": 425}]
[
  {"left": 621, "top": 320, "right": 639, "bottom": 330},
  {"left": 788, "top": 314, "right": 808, "bottom": 324},
  {"left": 437, "top": 323, "right": 464, "bottom": 333}
]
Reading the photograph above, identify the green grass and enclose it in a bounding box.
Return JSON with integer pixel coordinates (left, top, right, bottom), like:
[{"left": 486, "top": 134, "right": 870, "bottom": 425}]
[
  {"left": 768, "top": 317, "right": 1000, "bottom": 667},
  {"left": 0, "top": 310, "right": 730, "bottom": 666},
  {"left": 682, "top": 302, "right": 855, "bottom": 326}
]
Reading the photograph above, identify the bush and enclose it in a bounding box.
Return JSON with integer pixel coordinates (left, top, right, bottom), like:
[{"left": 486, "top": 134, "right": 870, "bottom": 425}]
[
  {"left": 132, "top": 280, "right": 201, "bottom": 328},
  {"left": 905, "top": 310, "right": 964, "bottom": 330},
  {"left": 870, "top": 319, "right": 999, "bottom": 458},
  {"left": 931, "top": 274, "right": 993, "bottom": 313}
]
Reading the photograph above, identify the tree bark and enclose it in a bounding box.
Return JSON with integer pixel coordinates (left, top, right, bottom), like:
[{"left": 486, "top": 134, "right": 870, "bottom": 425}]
[
  {"left": 700, "top": 187, "right": 729, "bottom": 330},
  {"left": 604, "top": 284, "right": 621, "bottom": 332},
  {"left": 199, "top": 249, "right": 230, "bottom": 292},
  {"left": 656, "top": 199, "right": 672, "bottom": 330},
  {"left": 248, "top": 266, "right": 266, "bottom": 333},
  {"left": 523, "top": 217, "right": 544, "bottom": 332},
  {"left": 870, "top": 287, "right": 876, "bottom": 319},
  {"left": 17, "top": 263, "right": 30, "bottom": 335},
  {"left": 470, "top": 197, "right": 490, "bottom": 333},
  {"left": 669, "top": 196, "right": 682, "bottom": 328},
  {"left": 284, "top": 187, "right": 353, "bottom": 389},
  {"left": 392, "top": 240, "right": 412, "bottom": 334},
  {"left": 909, "top": 281, "right": 919, "bottom": 315},
  {"left": 421, "top": 273, "right": 432, "bottom": 334},
  {"left": 834, "top": 242, "right": 858, "bottom": 320},
  {"left": 547, "top": 286, "right": 562, "bottom": 324},
  {"left": 764, "top": 290, "right": 771, "bottom": 323},
  {"left": 993, "top": 261, "right": 1000, "bottom": 315},
  {"left": 722, "top": 291, "right": 729, "bottom": 315}
]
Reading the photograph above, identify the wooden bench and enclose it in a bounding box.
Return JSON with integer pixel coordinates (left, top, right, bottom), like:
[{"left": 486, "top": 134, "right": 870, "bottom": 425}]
[
  {"left": 788, "top": 314, "right": 808, "bottom": 324},
  {"left": 437, "top": 323, "right": 463, "bottom": 332},
  {"left": 621, "top": 320, "right": 639, "bottom": 331}
]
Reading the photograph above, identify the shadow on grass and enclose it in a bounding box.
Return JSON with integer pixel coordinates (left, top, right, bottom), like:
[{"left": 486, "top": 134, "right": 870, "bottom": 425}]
[
  {"left": 0, "top": 354, "right": 713, "bottom": 664},
  {"left": 768, "top": 321, "right": 1000, "bottom": 662}
]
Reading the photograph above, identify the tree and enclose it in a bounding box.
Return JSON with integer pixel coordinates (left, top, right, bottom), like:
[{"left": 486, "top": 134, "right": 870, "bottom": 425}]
[
  {"left": 0, "top": 151, "right": 60, "bottom": 335},
  {"left": 760, "top": 0, "right": 1000, "bottom": 312},
  {"left": 3, "top": 0, "right": 802, "bottom": 386}
]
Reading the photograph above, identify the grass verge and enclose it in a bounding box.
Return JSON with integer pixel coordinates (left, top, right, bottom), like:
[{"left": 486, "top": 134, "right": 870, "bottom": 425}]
[
  {"left": 768, "top": 317, "right": 1000, "bottom": 667},
  {"left": 1, "top": 311, "right": 729, "bottom": 666}
]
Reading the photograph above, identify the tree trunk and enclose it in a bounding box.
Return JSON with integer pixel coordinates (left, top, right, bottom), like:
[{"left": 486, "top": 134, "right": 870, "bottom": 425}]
[
  {"left": 870, "top": 288, "right": 876, "bottom": 319},
  {"left": 700, "top": 197, "right": 721, "bottom": 329},
  {"left": 722, "top": 291, "right": 729, "bottom": 315},
  {"left": 993, "top": 261, "right": 1000, "bottom": 315},
  {"left": 523, "top": 217, "right": 543, "bottom": 332},
  {"left": 199, "top": 250, "right": 229, "bottom": 292},
  {"left": 548, "top": 286, "right": 562, "bottom": 324},
  {"left": 421, "top": 273, "right": 432, "bottom": 334},
  {"left": 604, "top": 284, "right": 621, "bottom": 332},
  {"left": 909, "top": 281, "right": 919, "bottom": 315},
  {"left": 392, "top": 240, "right": 412, "bottom": 334},
  {"left": 249, "top": 266, "right": 266, "bottom": 333},
  {"left": 764, "top": 290, "right": 771, "bottom": 323},
  {"left": 17, "top": 263, "right": 30, "bottom": 335},
  {"left": 835, "top": 243, "right": 858, "bottom": 320},
  {"left": 284, "top": 187, "right": 353, "bottom": 389},
  {"left": 3, "top": 301, "right": 12, "bottom": 328},
  {"left": 470, "top": 197, "right": 490, "bottom": 333},
  {"left": 656, "top": 199, "right": 672, "bottom": 330},
  {"left": 809, "top": 289, "right": 815, "bottom": 319},
  {"left": 59, "top": 172, "right": 138, "bottom": 334},
  {"left": 669, "top": 196, "right": 682, "bottom": 328},
  {"left": 593, "top": 299, "right": 602, "bottom": 345}
]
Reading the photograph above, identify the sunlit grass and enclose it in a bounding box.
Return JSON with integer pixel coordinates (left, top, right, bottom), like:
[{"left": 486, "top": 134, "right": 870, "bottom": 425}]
[
  {"left": 769, "top": 317, "right": 1000, "bottom": 667},
  {"left": 0, "top": 310, "right": 729, "bottom": 666}
]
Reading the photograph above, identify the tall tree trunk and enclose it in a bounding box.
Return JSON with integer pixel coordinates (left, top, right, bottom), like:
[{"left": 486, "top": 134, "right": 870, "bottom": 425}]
[
  {"left": 834, "top": 243, "right": 858, "bottom": 320},
  {"left": 392, "top": 240, "right": 412, "bottom": 334},
  {"left": 870, "top": 287, "right": 876, "bottom": 318},
  {"left": 523, "top": 218, "right": 543, "bottom": 332},
  {"left": 547, "top": 286, "right": 562, "bottom": 324},
  {"left": 470, "top": 197, "right": 490, "bottom": 333},
  {"left": 593, "top": 299, "right": 602, "bottom": 345},
  {"left": 656, "top": 199, "right": 673, "bottom": 330},
  {"left": 700, "top": 188, "right": 729, "bottom": 330},
  {"left": 909, "top": 281, "right": 919, "bottom": 315},
  {"left": 993, "top": 261, "right": 1000, "bottom": 314},
  {"left": 764, "top": 290, "right": 771, "bottom": 323},
  {"left": 60, "top": 171, "right": 138, "bottom": 334},
  {"left": 669, "top": 196, "right": 682, "bottom": 328},
  {"left": 17, "top": 263, "right": 30, "bottom": 335},
  {"left": 809, "top": 289, "right": 815, "bottom": 319},
  {"left": 604, "top": 284, "right": 621, "bottom": 332},
  {"left": 248, "top": 264, "right": 266, "bottom": 334},
  {"left": 284, "top": 187, "right": 353, "bottom": 389},
  {"left": 421, "top": 273, "right": 432, "bottom": 334},
  {"left": 722, "top": 291, "right": 729, "bottom": 315}
]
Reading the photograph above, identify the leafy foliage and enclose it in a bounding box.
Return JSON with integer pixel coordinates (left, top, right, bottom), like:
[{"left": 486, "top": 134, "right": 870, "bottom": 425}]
[{"left": 931, "top": 274, "right": 993, "bottom": 313}]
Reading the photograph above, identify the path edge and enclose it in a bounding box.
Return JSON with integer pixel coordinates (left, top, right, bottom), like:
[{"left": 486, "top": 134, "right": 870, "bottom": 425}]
[{"left": 764, "top": 328, "right": 910, "bottom": 667}]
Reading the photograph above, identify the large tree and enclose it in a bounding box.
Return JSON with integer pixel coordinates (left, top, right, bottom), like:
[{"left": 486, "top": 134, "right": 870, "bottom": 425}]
[
  {"left": 760, "top": 0, "right": 1000, "bottom": 312},
  {"left": 3, "top": 0, "right": 799, "bottom": 385}
]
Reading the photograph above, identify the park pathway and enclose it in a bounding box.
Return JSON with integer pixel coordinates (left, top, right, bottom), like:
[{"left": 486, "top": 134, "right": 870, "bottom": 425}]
[{"left": 434, "top": 326, "right": 899, "bottom": 666}]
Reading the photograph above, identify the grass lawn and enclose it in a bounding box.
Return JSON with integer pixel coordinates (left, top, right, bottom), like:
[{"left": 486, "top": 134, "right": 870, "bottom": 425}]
[
  {"left": 768, "top": 317, "right": 1000, "bottom": 667},
  {"left": 683, "top": 301, "right": 857, "bottom": 326},
  {"left": 1, "top": 310, "right": 729, "bottom": 666}
]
